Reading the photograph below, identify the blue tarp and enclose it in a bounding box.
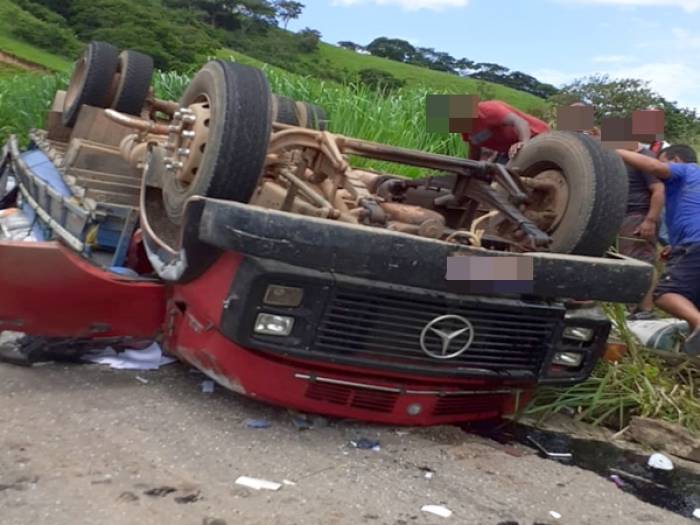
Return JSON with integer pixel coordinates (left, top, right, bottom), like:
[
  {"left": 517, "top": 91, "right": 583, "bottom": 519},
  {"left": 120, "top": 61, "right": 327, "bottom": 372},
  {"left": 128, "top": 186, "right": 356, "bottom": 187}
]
[{"left": 21, "top": 150, "right": 71, "bottom": 197}]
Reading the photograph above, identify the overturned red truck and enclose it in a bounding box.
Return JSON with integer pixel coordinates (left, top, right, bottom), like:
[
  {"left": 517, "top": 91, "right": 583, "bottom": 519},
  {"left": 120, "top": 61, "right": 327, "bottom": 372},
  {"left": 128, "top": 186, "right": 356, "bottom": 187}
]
[{"left": 0, "top": 42, "right": 652, "bottom": 425}]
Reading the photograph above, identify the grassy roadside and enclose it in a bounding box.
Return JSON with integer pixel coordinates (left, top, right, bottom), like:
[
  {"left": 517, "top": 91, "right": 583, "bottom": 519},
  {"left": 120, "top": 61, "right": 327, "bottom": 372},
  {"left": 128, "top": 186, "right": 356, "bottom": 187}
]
[{"left": 0, "top": 34, "right": 72, "bottom": 72}]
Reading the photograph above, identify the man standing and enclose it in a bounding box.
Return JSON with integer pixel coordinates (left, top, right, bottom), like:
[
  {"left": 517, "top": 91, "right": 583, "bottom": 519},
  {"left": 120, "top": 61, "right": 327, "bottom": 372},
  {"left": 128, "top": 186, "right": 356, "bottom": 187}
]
[
  {"left": 461, "top": 100, "right": 550, "bottom": 162},
  {"left": 619, "top": 145, "right": 665, "bottom": 320},
  {"left": 617, "top": 145, "right": 700, "bottom": 354}
]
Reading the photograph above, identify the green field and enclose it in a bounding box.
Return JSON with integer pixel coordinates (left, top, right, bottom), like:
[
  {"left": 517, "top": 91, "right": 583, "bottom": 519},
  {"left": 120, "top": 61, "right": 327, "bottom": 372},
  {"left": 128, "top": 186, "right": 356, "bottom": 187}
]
[{"left": 0, "top": 0, "right": 73, "bottom": 72}]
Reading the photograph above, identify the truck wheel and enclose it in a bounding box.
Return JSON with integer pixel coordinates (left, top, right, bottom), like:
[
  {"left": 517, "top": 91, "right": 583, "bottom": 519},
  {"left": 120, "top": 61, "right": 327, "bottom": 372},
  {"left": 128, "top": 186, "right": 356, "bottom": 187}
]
[
  {"left": 162, "top": 60, "right": 272, "bottom": 224},
  {"left": 508, "top": 131, "right": 628, "bottom": 256},
  {"left": 62, "top": 41, "right": 120, "bottom": 127},
  {"left": 110, "top": 50, "right": 154, "bottom": 115},
  {"left": 295, "top": 101, "right": 328, "bottom": 130},
  {"left": 272, "top": 94, "right": 300, "bottom": 125}
]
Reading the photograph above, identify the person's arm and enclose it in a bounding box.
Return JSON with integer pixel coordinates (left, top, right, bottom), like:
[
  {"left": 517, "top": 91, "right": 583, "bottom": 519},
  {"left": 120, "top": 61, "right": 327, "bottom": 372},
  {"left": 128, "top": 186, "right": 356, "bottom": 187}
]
[
  {"left": 502, "top": 113, "right": 532, "bottom": 143},
  {"left": 468, "top": 144, "right": 481, "bottom": 161},
  {"left": 637, "top": 182, "right": 664, "bottom": 240},
  {"left": 616, "top": 149, "right": 671, "bottom": 179}
]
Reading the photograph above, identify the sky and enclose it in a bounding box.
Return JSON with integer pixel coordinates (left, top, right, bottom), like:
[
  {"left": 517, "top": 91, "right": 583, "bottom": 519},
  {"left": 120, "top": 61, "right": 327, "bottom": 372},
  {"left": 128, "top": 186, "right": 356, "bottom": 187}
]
[{"left": 288, "top": 0, "right": 700, "bottom": 111}]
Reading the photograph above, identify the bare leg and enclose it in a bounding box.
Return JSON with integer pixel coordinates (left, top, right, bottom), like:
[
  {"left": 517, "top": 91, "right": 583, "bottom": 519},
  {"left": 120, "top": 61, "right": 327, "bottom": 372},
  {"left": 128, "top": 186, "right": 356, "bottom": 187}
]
[{"left": 655, "top": 293, "right": 700, "bottom": 331}]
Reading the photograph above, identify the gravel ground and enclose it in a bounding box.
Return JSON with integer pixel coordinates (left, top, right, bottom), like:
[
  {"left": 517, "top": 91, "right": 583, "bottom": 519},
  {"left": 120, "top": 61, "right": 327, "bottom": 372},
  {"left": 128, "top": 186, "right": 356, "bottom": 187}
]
[{"left": 0, "top": 359, "right": 692, "bottom": 525}]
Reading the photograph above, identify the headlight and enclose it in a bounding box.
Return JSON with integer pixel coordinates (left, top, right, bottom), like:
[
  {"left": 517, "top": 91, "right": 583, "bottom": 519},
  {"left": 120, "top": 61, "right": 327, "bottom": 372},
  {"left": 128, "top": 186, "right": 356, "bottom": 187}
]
[
  {"left": 263, "top": 285, "right": 304, "bottom": 307},
  {"left": 552, "top": 352, "right": 584, "bottom": 368},
  {"left": 563, "top": 326, "right": 594, "bottom": 342},
  {"left": 254, "top": 313, "right": 294, "bottom": 336}
]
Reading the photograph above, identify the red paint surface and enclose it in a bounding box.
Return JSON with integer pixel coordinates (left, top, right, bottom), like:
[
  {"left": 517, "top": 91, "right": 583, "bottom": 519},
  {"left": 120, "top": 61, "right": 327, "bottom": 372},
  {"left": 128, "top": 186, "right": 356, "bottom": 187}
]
[
  {"left": 167, "top": 257, "right": 533, "bottom": 425},
  {"left": 0, "top": 241, "right": 165, "bottom": 337}
]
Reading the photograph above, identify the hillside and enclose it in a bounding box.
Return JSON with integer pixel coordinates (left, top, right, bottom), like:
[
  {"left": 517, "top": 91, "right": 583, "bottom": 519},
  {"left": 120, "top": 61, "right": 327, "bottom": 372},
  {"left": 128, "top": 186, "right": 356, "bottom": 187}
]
[{"left": 0, "top": 0, "right": 547, "bottom": 115}]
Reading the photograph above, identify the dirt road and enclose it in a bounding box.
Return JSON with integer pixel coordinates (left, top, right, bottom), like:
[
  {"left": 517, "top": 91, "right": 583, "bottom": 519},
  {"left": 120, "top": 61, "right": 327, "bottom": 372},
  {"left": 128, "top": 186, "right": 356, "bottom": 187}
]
[{"left": 0, "top": 360, "right": 691, "bottom": 525}]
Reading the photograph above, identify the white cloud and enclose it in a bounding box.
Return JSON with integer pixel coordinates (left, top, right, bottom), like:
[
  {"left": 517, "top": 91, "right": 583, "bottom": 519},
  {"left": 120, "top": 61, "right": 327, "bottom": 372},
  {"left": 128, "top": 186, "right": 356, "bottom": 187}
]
[
  {"left": 592, "top": 54, "right": 635, "bottom": 63},
  {"left": 671, "top": 27, "right": 700, "bottom": 48},
  {"left": 331, "top": 0, "right": 469, "bottom": 10},
  {"left": 563, "top": 0, "right": 700, "bottom": 12}
]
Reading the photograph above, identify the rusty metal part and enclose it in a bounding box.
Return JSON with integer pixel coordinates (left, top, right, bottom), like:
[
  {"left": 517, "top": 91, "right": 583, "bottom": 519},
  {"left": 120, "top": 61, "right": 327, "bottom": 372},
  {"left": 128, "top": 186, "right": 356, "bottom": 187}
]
[
  {"left": 147, "top": 97, "right": 180, "bottom": 116},
  {"left": 379, "top": 202, "right": 445, "bottom": 227},
  {"left": 251, "top": 181, "right": 341, "bottom": 220},
  {"left": 464, "top": 179, "right": 551, "bottom": 249},
  {"left": 104, "top": 109, "right": 171, "bottom": 135},
  {"left": 521, "top": 169, "right": 569, "bottom": 232}
]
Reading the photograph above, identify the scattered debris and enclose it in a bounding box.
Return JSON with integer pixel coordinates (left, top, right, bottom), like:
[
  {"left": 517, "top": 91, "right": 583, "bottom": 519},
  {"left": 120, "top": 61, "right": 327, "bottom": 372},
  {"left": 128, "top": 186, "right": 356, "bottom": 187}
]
[
  {"left": 234, "top": 476, "right": 282, "bottom": 491},
  {"left": 290, "top": 414, "right": 312, "bottom": 430},
  {"left": 117, "top": 491, "right": 139, "bottom": 503},
  {"left": 244, "top": 418, "right": 270, "bottom": 429},
  {"left": 421, "top": 504, "right": 452, "bottom": 518},
  {"left": 174, "top": 491, "right": 201, "bottom": 504},
  {"left": 350, "top": 438, "right": 381, "bottom": 451},
  {"left": 425, "top": 472, "right": 434, "bottom": 480},
  {"left": 693, "top": 509, "right": 700, "bottom": 520},
  {"left": 609, "top": 474, "right": 625, "bottom": 489},
  {"left": 135, "top": 376, "right": 149, "bottom": 384},
  {"left": 647, "top": 452, "right": 674, "bottom": 471},
  {"left": 143, "top": 486, "right": 177, "bottom": 497},
  {"left": 83, "top": 342, "right": 175, "bottom": 370},
  {"left": 549, "top": 510, "right": 562, "bottom": 520},
  {"left": 526, "top": 435, "right": 572, "bottom": 461},
  {"left": 203, "top": 518, "right": 227, "bottom": 525},
  {"left": 282, "top": 479, "right": 296, "bottom": 486},
  {"left": 201, "top": 380, "right": 215, "bottom": 394}
]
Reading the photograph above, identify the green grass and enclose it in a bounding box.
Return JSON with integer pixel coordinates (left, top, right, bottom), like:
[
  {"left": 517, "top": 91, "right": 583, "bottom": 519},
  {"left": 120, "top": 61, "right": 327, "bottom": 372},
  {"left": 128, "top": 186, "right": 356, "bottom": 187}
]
[
  {"left": 314, "top": 44, "right": 546, "bottom": 113},
  {"left": 0, "top": 0, "right": 73, "bottom": 72},
  {"left": 527, "top": 304, "right": 700, "bottom": 433}
]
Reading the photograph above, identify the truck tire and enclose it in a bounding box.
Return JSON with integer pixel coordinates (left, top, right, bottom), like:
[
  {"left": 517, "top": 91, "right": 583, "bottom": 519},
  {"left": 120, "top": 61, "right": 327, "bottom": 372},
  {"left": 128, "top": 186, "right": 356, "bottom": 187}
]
[
  {"left": 509, "top": 131, "right": 628, "bottom": 256},
  {"left": 162, "top": 60, "right": 272, "bottom": 224},
  {"left": 110, "top": 50, "right": 154, "bottom": 115},
  {"left": 295, "top": 101, "right": 328, "bottom": 130},
  {"left": 272, "top": 94, "right": 300, "bottom": 125},
  {"left": 62, "top": 42, "right": 120, "bottom": 127}
]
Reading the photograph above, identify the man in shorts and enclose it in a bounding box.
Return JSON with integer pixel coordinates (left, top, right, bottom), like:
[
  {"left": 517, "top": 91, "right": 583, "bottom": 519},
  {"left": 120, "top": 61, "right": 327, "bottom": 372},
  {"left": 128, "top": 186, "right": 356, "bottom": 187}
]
[
  {"left": 618, "top": 144, "right": 664, "bottom": 319},
  {"left": 617, "top": 144, "right": 700, "bottom": 354}
]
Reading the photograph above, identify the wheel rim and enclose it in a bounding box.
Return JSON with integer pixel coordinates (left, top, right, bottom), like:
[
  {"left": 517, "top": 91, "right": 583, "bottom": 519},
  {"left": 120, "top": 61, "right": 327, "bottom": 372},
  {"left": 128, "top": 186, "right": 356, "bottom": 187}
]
[
  {"left": 65, "top": 57, "right": 87, "bottom": 109},
  {"left": 164, "top": 94, "right": 212, "bottom": 191},
  {"left": 521, "top": 168, "right": 570, "bottom": 232}
]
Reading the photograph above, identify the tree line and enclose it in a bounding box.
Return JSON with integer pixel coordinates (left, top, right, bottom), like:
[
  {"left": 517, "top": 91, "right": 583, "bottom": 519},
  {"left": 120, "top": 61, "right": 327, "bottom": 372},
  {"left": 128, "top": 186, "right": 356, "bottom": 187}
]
[{"left": 338, "top": 37, "right": 559, "bottom": 100}]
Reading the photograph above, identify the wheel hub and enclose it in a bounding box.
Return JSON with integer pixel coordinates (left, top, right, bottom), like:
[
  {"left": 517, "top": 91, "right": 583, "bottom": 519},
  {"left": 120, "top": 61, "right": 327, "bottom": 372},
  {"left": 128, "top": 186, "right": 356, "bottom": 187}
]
[{"left": 164, "top": 100, "right": 211, "bottom": 186}]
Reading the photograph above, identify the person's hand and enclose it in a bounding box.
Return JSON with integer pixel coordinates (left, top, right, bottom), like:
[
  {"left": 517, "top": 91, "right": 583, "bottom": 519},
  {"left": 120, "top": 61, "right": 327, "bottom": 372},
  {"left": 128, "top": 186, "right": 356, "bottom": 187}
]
[
  {"left": 634, "top": 218, "right": 657, "bottom": 241},
  {"left": 508, "top": 141, "right": 524, "bottom": 159},
  {"left": 660, "top": 245, "right": 672, "bottom": 260}
]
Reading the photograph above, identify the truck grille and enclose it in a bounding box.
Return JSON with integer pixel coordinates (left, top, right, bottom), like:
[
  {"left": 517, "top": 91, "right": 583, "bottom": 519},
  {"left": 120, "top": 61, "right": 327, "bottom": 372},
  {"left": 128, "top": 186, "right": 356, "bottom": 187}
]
[{"left": 312, "top": 287, "right": 561, "bottom": 377}]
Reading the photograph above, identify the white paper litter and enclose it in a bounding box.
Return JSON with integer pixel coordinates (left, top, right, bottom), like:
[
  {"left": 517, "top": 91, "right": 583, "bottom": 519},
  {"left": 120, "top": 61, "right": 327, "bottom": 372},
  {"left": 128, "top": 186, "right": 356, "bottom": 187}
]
[
  {"left": 421, "top": 505, "right": 452, "bottom": 518},
  {"left": 648, "top": 452, "right": 674, "bottom": 471},
  {"left": 425, "top": 472, "right": 434, "bottom": 479},
  {"left": 83, "top": 343, "right": 175, "bottom": 370},
  {"left": 282, "top": 479, "right": 296, "bottom": 486},
  {"left": 692, "top": 508, "right": 700, "bottom": 519},
  {"left": 549, "top": 510, "right": 562, "bottom": 519},
  {"left": 235, "top": 476, "right": 281, "bottom": 491},
  {"left": 135, "top": 376, "right": 149, "bottom": 384}
]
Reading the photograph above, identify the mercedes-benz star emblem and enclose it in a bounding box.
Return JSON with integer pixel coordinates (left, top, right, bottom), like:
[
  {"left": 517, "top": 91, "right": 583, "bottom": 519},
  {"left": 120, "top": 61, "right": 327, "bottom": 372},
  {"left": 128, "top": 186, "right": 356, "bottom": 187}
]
[{"left": 419, "top": 314, "right": 474, "bottom": 359}]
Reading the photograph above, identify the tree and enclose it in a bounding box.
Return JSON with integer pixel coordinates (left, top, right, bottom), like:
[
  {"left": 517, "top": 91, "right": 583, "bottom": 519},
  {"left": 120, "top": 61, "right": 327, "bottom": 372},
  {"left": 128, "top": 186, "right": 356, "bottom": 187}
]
[
  {"left": 357, "top": 68, "right": 405, "bottom": 92},
  {"left": 297, "top": 27, "right": 321, "bottom": 52},
  {"left": 275, "top": 0, "right": 303, "bottom": 28},
  {"left": 548, "top": 75, "right": 700, "bottom": 142},
  {"left": 338, "top": 41, "right": 363, "bottom": 52},
  {"left": 366, "top": 37, "right": 416, "bottom": 63}
]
